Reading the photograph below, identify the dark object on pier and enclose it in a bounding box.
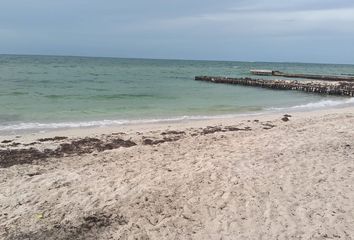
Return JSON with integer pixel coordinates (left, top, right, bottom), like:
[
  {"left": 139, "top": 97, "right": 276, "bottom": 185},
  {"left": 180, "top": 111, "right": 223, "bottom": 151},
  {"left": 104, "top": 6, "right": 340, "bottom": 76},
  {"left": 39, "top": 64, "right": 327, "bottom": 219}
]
[
  {"left": 195, "top": 76, "right": 354, "bottom": 97},
  {"left": 250, "top": 70, "right": 354, "bottom": 82}
]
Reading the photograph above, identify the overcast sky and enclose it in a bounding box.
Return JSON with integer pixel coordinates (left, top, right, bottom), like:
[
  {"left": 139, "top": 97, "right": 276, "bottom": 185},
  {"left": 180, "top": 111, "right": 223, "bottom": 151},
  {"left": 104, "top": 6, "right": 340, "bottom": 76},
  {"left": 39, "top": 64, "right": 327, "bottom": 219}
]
[{"left": 1, "top": 0, "right": 353, "bottom": 63}]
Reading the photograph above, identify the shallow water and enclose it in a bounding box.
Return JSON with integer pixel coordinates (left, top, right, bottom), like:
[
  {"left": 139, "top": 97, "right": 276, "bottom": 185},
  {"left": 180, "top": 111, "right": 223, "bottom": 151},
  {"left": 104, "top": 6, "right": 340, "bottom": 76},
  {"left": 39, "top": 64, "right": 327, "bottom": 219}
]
[{"left": 0, "top": 54, "right": 353, "bottom": 133}]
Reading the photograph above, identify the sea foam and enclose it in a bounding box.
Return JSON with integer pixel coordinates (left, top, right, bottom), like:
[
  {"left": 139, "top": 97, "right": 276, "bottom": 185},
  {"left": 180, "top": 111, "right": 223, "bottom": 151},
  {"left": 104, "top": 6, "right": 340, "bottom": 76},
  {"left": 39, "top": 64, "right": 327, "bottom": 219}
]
[
  {"left": 267, "top": 97, "right": 354, "bottom": 111},
  {"left": 0, "top": 113, "right": 264, "bottom": 132},
  {"left": 1, "top": 98, "right": 354, "bottom": 133}
]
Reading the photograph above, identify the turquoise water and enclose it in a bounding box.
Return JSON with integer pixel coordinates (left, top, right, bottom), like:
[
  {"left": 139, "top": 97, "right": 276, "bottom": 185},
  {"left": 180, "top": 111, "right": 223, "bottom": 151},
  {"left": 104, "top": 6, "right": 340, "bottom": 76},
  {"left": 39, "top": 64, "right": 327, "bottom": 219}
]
[{"left": 0, "top": 55, "right": 353, "bottom": 133}]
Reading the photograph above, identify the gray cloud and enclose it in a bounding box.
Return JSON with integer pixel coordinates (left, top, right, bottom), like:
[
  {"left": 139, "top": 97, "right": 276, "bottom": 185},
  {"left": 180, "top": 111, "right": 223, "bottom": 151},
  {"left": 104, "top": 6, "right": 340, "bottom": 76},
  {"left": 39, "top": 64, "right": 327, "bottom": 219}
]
[{"left": 0, "top": 0, "right": 353, "bottom": 63}]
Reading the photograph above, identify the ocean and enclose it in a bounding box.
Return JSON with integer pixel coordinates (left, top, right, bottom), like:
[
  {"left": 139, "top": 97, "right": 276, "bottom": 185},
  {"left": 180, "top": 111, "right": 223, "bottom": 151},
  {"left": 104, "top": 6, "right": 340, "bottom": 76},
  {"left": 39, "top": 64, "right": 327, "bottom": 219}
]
[{"left": 0, "top": 54, "right": 353, "bottom": 134}]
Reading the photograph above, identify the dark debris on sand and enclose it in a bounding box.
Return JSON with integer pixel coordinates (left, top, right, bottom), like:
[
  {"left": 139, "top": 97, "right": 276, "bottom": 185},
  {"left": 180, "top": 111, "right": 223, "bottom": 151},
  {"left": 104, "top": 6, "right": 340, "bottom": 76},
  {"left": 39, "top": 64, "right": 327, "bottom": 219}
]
[
  {"left": 5, "top": 212, "right": 128, "bottom": 240},
  {"left": 160, "top": 130, "right": 186, "bottom": 135},
  {"left": 201, "top": 126, "right": 251, "bottom": 135},
  {"left": 143, "top": 125, "right": 252, "bottom": 145},
  {"left": 282, "top": 114, "right": 292, "bottom": 122},
  {"left": 261, "top": 123, "right": 276, "bottom": 130},
  {"left": 143, "top": 136, "right": 182, "bottom": 145},
  {"left": 1, "top": 123, "right": 258, "bottom": 168},
  {"left": 37, "top": 136, "right": 68, "bottom": 142},
  {"left": 0, "top": 137, "right": 136, "bottom": 168}
]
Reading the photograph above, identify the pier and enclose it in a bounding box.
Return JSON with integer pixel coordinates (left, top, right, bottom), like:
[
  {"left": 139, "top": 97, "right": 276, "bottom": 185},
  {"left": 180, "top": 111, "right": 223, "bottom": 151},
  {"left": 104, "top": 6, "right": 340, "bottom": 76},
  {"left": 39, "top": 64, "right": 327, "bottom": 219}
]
[
  {"left": 250, "top": 70, "right": 354, "bottom": 82},
  {"left": 195, "top": 76, "right": 354, "bottom": 97}
]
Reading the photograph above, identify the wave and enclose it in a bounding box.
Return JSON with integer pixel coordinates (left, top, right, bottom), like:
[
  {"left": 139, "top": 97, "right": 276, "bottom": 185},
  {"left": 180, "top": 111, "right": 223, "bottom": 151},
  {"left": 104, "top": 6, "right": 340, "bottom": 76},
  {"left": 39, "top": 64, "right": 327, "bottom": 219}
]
[
  {"left": 0, "top": 113, "right": 263, "bottom": 132},
  {"left": 0, "top": 91, "right": 28, "bottom": 96},
  {"left": 0, "top": 120, "right": 128, "bottom": 131},
  {"left": 267, "top": 97, "right": 354, "bottom": 111},
  {"left": 1, "top": 98, "right": 353, "bottom": 132}
]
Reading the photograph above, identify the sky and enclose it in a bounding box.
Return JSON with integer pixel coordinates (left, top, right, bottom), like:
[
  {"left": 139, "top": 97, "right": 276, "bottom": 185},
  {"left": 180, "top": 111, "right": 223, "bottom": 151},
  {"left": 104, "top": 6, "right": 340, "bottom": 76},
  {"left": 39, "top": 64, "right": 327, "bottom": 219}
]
[{"left": 0, "top": 0, "right": 354, "bottom": 64}]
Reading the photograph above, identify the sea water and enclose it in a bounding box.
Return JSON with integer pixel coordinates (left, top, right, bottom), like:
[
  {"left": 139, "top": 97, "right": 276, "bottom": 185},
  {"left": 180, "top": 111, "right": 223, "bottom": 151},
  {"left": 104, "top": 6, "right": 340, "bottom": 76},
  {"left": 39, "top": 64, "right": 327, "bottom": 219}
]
[{"left": 0, "top": 55, "right": 353, "bottom": 134}]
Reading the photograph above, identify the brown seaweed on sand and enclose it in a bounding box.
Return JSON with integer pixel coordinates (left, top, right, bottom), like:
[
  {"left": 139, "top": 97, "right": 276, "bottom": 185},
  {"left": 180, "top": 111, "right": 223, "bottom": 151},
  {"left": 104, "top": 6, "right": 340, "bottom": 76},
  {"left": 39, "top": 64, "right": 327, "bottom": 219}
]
[{"left": 0, "top": 137, "right": 136, "bottom": 168}]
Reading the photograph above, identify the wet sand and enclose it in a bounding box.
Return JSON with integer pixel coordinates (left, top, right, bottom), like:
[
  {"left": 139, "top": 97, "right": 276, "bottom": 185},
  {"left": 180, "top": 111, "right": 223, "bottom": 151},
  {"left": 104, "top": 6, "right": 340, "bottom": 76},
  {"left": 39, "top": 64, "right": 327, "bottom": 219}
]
[{"left": 1, "top": 107, "right": 354, "bottom": 239}]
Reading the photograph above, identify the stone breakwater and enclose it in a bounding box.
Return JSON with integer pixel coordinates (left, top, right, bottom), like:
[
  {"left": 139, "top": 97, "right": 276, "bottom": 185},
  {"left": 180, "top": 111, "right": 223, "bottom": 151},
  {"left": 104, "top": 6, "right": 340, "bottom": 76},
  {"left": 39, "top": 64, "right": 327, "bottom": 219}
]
[
  {"left": 250, "top": 69, "right": 354, "bottom": 82},
  {"left": 195, "top": 76, "right": 354, "bottom": 97}
]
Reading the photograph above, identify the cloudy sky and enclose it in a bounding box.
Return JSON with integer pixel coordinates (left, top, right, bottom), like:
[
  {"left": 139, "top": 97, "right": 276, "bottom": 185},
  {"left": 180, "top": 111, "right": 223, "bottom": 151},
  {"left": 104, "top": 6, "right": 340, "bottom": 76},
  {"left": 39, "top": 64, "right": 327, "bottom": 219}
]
[{"left": 1, "top": 0, "right": 353, "bottom": 63}]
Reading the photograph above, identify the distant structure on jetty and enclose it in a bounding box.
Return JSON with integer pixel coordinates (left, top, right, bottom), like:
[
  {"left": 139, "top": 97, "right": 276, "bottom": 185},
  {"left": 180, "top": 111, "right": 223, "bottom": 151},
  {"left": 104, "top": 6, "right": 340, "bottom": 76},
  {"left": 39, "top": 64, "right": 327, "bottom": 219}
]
[
  {"left": 195, "top": 76, "right": 354, "bottom": 97},
  {"left": 250, "top": 69, "right": 354, "bottom": 82}
]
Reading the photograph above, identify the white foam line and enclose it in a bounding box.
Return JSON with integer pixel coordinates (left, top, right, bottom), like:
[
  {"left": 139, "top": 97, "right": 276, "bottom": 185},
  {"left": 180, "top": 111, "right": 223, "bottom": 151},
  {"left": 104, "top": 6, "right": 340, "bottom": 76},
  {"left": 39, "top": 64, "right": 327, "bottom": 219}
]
[
  {"left": 0, "top": 113, "right": 263, "bottom": 132},
  {"left": 1, "top": 98, "right": 353, "bottom": 132},
  {"left": 267, "top": 97, "right": 354, "bottom": 111}
]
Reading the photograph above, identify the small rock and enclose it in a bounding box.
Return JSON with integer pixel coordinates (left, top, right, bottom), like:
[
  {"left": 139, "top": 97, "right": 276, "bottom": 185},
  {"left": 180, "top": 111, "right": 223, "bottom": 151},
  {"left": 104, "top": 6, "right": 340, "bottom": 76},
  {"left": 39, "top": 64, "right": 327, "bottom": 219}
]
[
  {"left": 27, "top": 172, "right": 41, "bottom": 177},
  {"left": 281, "top": 117, "right": 290, "bottom": 122}
]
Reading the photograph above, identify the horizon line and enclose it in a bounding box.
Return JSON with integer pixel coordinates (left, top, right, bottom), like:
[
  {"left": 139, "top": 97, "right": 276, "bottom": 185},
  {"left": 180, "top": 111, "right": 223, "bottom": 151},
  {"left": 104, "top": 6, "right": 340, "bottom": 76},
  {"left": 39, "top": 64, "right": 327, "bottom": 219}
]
[{"left": 0, "top": 53, "right": 353, "bottom": 66}]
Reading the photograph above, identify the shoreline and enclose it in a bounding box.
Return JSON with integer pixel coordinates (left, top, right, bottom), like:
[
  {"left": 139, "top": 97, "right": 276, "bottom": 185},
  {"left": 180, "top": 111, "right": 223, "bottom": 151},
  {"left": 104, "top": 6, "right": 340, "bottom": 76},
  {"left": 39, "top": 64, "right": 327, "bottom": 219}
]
[{"left": 1, "top": 104, "right": 354, "bottom": 143}]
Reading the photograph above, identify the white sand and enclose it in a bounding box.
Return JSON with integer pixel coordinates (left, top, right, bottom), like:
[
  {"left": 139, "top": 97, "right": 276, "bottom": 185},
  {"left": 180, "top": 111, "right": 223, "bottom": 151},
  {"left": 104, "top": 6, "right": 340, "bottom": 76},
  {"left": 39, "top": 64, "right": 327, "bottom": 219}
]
[{"left": 1, "top": 107, "right": 354, "bottom": 239}]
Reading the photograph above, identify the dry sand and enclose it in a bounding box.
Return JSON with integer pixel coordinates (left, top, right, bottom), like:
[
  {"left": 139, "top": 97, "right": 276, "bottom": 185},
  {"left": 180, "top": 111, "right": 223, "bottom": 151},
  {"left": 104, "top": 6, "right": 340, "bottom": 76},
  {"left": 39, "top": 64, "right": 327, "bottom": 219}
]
[{"left": 1, "top": 107, "right": 354, "bottom": 239}]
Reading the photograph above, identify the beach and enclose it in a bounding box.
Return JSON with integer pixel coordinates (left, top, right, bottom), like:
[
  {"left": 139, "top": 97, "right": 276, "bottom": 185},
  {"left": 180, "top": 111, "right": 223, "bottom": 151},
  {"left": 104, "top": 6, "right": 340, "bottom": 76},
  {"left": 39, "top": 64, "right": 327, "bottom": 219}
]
[
  {"left": 2, "top": 0, "right": 354, "bottom": 238},
  {"left": 1, "top": 106, "right": 354, "bottom": 239}
]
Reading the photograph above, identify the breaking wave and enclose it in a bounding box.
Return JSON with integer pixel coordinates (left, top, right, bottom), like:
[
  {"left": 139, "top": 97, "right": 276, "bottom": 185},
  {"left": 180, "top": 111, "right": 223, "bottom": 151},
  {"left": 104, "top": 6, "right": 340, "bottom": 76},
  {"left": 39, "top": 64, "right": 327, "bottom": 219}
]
[
  {"left": 267, "top": 97, "right": 354, "bottom": 111},
  {"left": 0, "top": 113, "right": 263, "bottom": 132},
  {"left": 1, "top": 97, "right": 353, "bottom": 133}
]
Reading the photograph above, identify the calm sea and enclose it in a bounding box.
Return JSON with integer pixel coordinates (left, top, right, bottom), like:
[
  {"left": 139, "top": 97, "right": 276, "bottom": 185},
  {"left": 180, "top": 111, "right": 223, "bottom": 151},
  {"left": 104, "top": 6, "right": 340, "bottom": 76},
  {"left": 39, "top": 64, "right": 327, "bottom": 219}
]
[{"left": 0, "top": 55, "right": 353, "bottom": 134}]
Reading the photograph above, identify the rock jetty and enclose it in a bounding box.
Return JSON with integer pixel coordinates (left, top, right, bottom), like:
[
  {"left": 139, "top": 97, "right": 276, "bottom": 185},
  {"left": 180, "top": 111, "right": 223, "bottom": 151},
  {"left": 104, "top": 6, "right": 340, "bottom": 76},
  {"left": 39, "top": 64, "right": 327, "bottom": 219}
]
[
  {"left": 250, "top": 69, "right": 354, "bottom": 82},
  {"left": 195, "top": 76, "right": 354, "bottom": 97}
]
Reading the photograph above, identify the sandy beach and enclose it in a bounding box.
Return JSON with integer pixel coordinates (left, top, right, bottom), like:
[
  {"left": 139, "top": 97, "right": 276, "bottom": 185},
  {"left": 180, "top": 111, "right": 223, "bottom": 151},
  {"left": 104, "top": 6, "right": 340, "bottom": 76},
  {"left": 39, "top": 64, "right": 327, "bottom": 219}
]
[{"left": 1, "top": 107, "right": 354, "bottom": 239}]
